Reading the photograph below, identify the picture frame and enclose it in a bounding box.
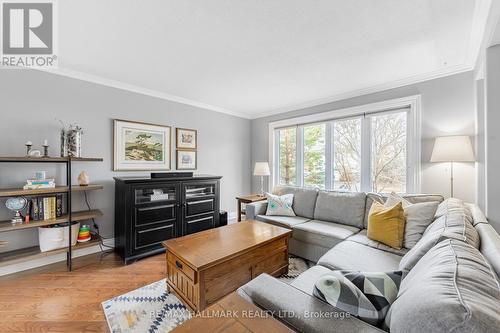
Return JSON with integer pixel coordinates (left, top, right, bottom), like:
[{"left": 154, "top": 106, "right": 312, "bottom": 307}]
[
  {"left": 176, "top": 149, "right": 197, "bottom": 170},
  {"left": 176, "top": 128, "right": 197, "bottom": 149},
  {"left": 113, "top": 119, "right": 171, "bottom": 171}
]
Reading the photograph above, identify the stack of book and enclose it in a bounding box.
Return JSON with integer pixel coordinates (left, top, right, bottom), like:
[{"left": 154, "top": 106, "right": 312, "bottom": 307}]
[
  {"left": 23, "top": 178, "right": 56, "bottom": 190},
  {"left": 29, "top": 195, "right": 64, "bottom": 221}
]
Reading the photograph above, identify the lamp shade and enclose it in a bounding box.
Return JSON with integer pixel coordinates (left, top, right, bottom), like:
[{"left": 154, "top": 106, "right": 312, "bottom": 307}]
[
  {"left": 430, "top": 136, "right": 475, "bottom": 162},
  {"left": 253, "top": 162, "right": 271, "bottom": 176}
]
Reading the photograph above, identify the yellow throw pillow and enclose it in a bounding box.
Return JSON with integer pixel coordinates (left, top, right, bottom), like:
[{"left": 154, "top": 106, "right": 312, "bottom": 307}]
[{"left": 367, "top": 201, "right": 405, "bottom": 249}]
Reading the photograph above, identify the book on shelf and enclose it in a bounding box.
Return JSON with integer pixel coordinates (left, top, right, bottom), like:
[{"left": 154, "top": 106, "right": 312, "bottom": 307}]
[
  {"left": 23, "top": 183, "right": 56, "bottom": 190},
  {"left": 26, "top": 179, "right": 55, "bottom": 185},
  {"left": 28, "top": 195, "right": 60, "bottom": 221}
]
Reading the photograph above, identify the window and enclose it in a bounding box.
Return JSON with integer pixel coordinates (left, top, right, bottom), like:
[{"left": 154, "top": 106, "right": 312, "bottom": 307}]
[
  {"left": 333, "top": 118, "right": 361, "bottom": 191},
  {"left": 370, "top": 112, "right": 407, "bottom": 193},
  {"left": 278, "top": 127, "right": 297, "bottom": 185},
  {"left": 303, "top": 124, "right": 326, "bottom": 188},
  {"left": 271, "top": 98, "right": 418, "bottom": 194}
]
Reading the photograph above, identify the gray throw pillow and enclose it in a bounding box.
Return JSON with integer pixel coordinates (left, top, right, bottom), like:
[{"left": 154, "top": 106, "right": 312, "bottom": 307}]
[
  {"left": 313, "top": 270, "right": 402, "bottom": 327},
  {"left": 402, "top": 201, "right": 439, "bottom": 249}
]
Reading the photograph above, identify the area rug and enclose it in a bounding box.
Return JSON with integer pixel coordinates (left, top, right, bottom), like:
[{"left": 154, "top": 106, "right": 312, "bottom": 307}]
[{"left": 102, "top": 256, "right": 314, "bottom": 333}]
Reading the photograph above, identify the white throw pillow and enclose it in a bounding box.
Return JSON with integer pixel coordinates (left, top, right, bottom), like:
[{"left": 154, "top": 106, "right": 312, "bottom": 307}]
[
  {"left": 384, "top": 192, "right": 439, "bottom": 249},
  {"left": 265, "top": 193, "right": 296, "bottom": 217}
]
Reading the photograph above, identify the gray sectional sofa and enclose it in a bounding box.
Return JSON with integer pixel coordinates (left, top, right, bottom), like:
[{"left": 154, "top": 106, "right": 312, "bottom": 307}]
[{"left": 239, "top": 186, "right": 500, "bottom": 333}]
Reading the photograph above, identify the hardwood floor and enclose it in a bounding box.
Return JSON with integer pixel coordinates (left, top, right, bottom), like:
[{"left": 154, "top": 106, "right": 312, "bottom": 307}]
[{"left": 0, "top": 252, "right": 166, "bottom": 332}]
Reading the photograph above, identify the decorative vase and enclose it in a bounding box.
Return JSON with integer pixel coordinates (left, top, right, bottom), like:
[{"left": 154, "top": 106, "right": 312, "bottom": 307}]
[
  {"left": 78, "top": 171, "right": 90, "bottom": 186},
  {"left": 66, "top": 128, "right": 82, "bottom": 157},
  {"left": 60, "top": 129, "right": 67, "bottom": 157}
]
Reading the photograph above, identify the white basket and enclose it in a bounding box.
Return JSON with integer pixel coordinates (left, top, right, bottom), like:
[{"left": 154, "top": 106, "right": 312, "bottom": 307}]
[{"left": 38, "top": 222, "right": 80, "bottom": 252}]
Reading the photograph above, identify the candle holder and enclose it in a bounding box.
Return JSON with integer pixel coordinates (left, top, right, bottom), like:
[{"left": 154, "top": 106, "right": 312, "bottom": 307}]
[{"left": 25, "top": 142, "right": 32, "bottom": 156}]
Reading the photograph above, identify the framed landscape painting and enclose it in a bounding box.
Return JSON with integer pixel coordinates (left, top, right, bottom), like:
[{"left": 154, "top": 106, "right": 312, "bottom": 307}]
[
  {"left": 114, "top": 119, "right": 171, "bottom": 171},
  {"left": 176, "top": 128, "right": 197, "bottom": 149},
  {"left": 176, "top": 150, "right": 197, "bottom": 170}
]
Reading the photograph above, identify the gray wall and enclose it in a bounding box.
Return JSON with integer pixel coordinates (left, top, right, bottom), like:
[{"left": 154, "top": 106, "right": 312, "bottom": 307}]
[
  {"left": 475, "top": 79, "right": 486, "bottom": 212},
  {"left": 0, "top": 69, "right": 251, "bottom": 251},
  {"left": 251, "top": 71, "right": 477, "bottom": 202},
  {"left": 486, "top": 44, "right": 500, "bottom": 232}
]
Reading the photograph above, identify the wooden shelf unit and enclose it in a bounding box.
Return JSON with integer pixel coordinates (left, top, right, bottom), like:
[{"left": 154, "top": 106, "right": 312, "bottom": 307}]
[
  {"left": 0, "top": 234, "right": 102, "bottom": 267},
  {"left": 0, "top": 184, "right": 104, "bottom": 198},
  {"left": 0, "top": 156, "right": 103, "bottom": 271},
  {"left": 0, "top": 209, "right": 103, "bottom": 233}
]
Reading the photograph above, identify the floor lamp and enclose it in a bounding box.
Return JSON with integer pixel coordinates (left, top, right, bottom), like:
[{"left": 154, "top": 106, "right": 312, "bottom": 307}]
[{"left": 430, "top": 136, "right": 475, "bottom": 198}]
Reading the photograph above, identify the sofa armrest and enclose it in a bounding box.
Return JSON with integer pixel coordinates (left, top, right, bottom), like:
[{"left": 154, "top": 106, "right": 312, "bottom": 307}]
[
  {"left": 245, "top": 201, "right": 268, "bottom": 220},
  {"left": 237, "top": 273, "right": 384, "bottom": 333}
]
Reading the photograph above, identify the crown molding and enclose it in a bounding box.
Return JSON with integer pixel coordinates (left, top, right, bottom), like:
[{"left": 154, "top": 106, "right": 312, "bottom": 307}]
[
  {"left": 251, "top": 63, "right": 473, "bottom": 119},
  {"left": 36, "top": 67, "right": 252, "bottom": 119}
]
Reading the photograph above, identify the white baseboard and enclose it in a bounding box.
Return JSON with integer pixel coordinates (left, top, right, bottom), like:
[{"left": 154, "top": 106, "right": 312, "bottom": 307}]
[
  {"left": 228, "top": 211, "right": 237, "bottom": 221},
  {"left": 0, "top": 238, "right": 115, "bottom": 277}
]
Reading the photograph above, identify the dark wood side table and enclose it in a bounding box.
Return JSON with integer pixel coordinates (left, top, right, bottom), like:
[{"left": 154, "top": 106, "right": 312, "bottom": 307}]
[{"left": 236, "top": 194, "right": 266, "bottom": 222}]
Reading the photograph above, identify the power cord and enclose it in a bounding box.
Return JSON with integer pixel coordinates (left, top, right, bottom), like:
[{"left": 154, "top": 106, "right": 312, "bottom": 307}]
[{"left": 83, "top": 190, "right": 114, "bottom": 252}]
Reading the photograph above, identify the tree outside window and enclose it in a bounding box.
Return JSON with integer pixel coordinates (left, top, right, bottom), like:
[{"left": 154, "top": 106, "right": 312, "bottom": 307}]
[{"left": 278, "top": 127, "right": 296, "bottom": 185}]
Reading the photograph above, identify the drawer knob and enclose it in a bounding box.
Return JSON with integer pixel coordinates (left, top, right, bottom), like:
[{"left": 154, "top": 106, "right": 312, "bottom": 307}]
[{"left": 175, "top": 260, "right": 183, "bottom": 269}]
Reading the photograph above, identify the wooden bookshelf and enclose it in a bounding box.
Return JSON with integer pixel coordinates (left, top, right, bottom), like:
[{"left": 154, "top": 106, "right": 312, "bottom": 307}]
[
  {"left": 0, "top": 156, "right": 104, "bottom": 271},
  {"left": 0, "top": 157, "right": 103, "bottom": 163},
  {"left": 0, "top": 184, "right": 104, "bottom": 198},
  {"left": 0, "top": 209, "right": 103, "bottom": 233},
  {"left": 0, "top": 234, "right": 102, "bottom": 267}
]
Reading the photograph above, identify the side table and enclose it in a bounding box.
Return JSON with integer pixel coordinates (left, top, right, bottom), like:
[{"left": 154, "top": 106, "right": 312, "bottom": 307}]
[{"left": 235, "top": 194, "right": 266, "bottom": 222}]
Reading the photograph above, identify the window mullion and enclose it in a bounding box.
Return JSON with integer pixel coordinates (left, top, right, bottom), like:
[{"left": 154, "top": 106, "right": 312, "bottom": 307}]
[
  {"left": 297, "top": 126, "right": 304, "bottom": 187},
  {"left": 325, "top": 122, "right": 333, "bottom": 190},
  {"left": 360, "top": 116, "right": 372, "bottom": 192}
]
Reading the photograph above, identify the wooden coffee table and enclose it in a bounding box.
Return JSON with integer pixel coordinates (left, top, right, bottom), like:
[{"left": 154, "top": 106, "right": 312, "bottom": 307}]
[{"left": 163, "top": 220, "right": 291, "bottom": 311}]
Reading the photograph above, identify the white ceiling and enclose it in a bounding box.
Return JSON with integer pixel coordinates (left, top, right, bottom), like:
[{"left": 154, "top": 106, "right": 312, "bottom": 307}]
[{"left": 54, "top": 0, "right": 487, "bottom": 119}]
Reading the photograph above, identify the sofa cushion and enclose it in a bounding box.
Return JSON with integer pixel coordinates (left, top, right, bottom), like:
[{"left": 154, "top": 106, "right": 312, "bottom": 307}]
[
  {"left": 238, "top": 273, "right": 384, "bottom": 333},
  {"left": 434, "top": 197, "right": 468, "bottom": 218},
  {"left": 273, "top": 186, "right": 319, "bottom": 219},
  {"left": 291, "top": 265, "right": 332, "bottom": 295},
  {"left": 314, "top": 270, "right": 402, "bottom": 327},
  {"left": 293, "top": 220, "right": 360, "bottom": 249},
  {"left": 265, "top": 193, "right": 296, "bottom": 216},
  {"left": 347, "top": 230, "right": 408, "bottom": 256},
  {"left": 364, "top": 193, "right": 444, "bottom": 228},
  {"left": 314, "top": 191, "right": 366, "bottom": 228},
  {"left": 399, "top": 207, "right": 480, "bottom": 272},
  {"left": 256, "top": 215, "right": 310, "bottom": 229},
  {"left": 388, "top": 239, "right": 500, "bottom": 333},
  {"left": 476, "top": 223, "right": 500, "bottom": 279},
  {"left": 318, "top": 241, "right": 402, "bottom": 272}
]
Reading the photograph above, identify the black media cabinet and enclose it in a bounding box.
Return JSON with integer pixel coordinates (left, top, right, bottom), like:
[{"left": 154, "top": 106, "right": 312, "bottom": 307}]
[{"left": 114, "top": 175, "right": 222, "bottom": 264}]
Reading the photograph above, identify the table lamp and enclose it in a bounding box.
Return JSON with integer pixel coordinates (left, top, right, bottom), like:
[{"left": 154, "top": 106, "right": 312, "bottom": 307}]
[
  {"left": 254, "top": 162, "right": 271, "bottom": 196},
  {"left": 430, "top": 135, "right": 475, "bottom": 198}
]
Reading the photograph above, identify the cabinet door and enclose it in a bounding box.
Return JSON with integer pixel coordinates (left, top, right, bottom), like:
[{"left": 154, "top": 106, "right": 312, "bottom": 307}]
[
  {"left": 181, "top": 181, "right": 219, "bottom": 235},
  {"left": 131, "top": 183, "right": 181, "bottom": 253}
]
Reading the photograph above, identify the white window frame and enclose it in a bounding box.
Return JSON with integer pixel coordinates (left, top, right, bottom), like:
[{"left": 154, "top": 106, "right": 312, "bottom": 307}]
[{"left": 269, "top": 95, "right": 421, "bottom": 193}]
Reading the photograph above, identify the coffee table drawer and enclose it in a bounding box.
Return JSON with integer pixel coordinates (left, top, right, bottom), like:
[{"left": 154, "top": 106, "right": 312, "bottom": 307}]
[{"left": 167, "top": 252, "right": 196, "bottom": 282}]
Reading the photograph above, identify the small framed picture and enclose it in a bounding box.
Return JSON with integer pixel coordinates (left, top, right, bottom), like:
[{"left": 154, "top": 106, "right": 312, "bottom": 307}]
[
  {"left": 176, "top": 128, "right": 197, "bottom": 149},
  {"left": 113, "top": 119, "right": 171, "bottom": 171},
  {"left": 177, "top": 150, "right": 197, "bottom": 170}
]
